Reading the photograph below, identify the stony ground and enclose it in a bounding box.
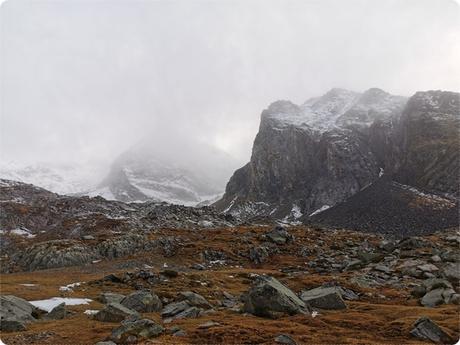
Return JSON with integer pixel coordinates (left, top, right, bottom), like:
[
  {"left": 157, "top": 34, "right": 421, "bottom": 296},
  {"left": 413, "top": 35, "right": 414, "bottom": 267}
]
[{"left": 1, "top": 225, "right": 459, "bottom": 344}]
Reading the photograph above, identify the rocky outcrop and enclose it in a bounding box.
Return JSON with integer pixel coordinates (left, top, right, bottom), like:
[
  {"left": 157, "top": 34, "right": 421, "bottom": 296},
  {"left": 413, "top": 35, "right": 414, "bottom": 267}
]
[
  {"left": 395, "top": 91, "right": 460, "bottom": 197},
  {"left": 215, "top": 89, "right": 459, "bottom": 236}
]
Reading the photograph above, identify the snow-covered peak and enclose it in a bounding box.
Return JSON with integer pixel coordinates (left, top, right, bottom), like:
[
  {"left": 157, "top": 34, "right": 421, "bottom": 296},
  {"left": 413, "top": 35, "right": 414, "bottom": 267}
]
[
  {"left": 261, "top": 88, "right": 406, "bottom": 133},
  {"left": 0, "top": 161, "right": 101, "bottom": 195}
]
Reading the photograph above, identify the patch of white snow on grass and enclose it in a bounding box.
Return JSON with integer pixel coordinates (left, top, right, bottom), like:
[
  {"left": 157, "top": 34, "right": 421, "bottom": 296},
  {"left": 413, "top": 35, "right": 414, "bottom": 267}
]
[{"left": 30, "top": 297, "right": 92, "bottom": 312}]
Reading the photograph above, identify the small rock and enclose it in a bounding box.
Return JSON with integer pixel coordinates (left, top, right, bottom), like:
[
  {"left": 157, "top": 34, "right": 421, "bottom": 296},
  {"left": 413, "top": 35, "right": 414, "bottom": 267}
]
[
  {"left": 161, "top": 301, "right": 191, "bottom": 318},
  {"left": 411, "top": 286, "right": 426, "bottom": 298},
  {"left": 173, "top": 329, "right": 187, "bottom": 337},
  {"left": 430, "top": 255, "right": 442, "bottom": 263},
  {"left": 249, "top": 246, "right": 270, "bottom": 264},
  {"left": 121, "top": 290, "right": 162, "bottom": 313},
  {"left": 94, "top": 303, "right": 139, "bottom": 323},
  {"left": 410, "top": 317, "right": 453, "bottom": 344},
  {"left": 274, "top": 334, "right": 298, "bottom": 345},
  {"left": 99, "top": 292, "right": 125, "bottom": 305},
  {"left": 421, "top": 288, "right": 447, "bottom": 308},
  {"left": 43, "top": 302, "right": 66, "bottom": 320},
  {"left": 422, "top": 278, "right": 453, "bottom": 292},
  {"left": 0, "top": 319, "right": 27, "bottom": 331},
  {"left": 417, "top": 264, "right": 439, "bottom": 273},
  {"left": 265, "top": 226, "right": 294, "bottom": 245},
  {"left": 444, "top": 262, "right": 460, "bottom": 281},
  {"left": 161, "top": 269, "right": 179, "bottom": 278},
  {"left": 344, "top": 260, "right": 363, "bottom": 271},
  {"left": 110, "top": 318, "right": 164, "bottom": 343},
  {"left": 197, "top": 321, "right": 220, "bottom": 329},
  {"left": 300, "top": 286, "right": 347, "bottom": 310},
  {"left": 178, "top": 291, "right": 212, "bottom": 309},
  {"left": 173, "top": 306, "right": 202, "bottom": 320}
]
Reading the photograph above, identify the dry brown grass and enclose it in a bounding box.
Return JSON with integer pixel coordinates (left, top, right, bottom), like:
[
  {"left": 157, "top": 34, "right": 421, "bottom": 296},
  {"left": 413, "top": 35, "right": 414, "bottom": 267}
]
[{"left": 1, "top": 226, "right": 459, "bottom": 344}]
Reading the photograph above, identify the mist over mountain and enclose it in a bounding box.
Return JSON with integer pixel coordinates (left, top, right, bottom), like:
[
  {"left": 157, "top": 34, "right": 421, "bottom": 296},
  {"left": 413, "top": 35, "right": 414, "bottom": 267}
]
[{"left": 90, "top": 133, "right": 239, "bottom": 205}]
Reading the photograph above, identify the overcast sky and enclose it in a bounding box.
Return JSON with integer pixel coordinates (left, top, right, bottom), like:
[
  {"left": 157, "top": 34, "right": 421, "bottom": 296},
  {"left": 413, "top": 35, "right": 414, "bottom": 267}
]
[{"left": 1, "top": 0, "right": 459, "bottom": 171}]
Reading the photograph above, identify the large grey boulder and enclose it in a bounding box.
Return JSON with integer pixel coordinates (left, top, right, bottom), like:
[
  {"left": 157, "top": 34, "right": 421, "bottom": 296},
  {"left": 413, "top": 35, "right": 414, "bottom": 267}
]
[
  {"left": 121, "top": 290, "right": 162, "bottom": 313},
  {"left": 177, "top": 291, "right": 212, "bottom": 309},
  {"left": 94, "top": 303, "right": 139, "bottom": 323},
  {"left": 300, "top": 286, "right": 347, "bottom": 310},
  {"left": 110, "top": 318, "right": 164, "bottom": 343},
  {"left": 0, "top": 295, "right": 37, "bottom": 331},
  {"left": 99, "top": 292, "right": 125, "bottom": 305},
  {"left": 243, "top": 276, "right": 309, "bottom": 318},
  {"left": 410, "top": 317, "right": 454, "bottom": 344}
]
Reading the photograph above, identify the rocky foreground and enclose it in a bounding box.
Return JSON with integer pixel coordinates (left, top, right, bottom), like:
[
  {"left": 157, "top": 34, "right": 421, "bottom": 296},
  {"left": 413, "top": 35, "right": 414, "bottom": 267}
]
[{"left": 1, "top": 224, "right": 459, "bottom": 344}]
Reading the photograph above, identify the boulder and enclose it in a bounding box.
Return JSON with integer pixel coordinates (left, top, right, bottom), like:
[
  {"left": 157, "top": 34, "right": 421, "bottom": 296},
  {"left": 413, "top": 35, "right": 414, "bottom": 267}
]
[
  {"left": 177, "top": 291, "right": 212, "bottom": 309},
  {"left": 265, "top": 226, "right": 294, "bottom": 245},
  {"left": 110, "top": 318, "right": 164, "bottom": 343},
  {"left": 121, "top": 290, "right": 162, "bottom": 313},
  {"left": 417, "top": 264, "right": 439, "bottom": 273},
  {"left": 422, "top": 278, "right": 453, "bottom": 292},
  {"left": 410, "top": 317, "right": 453, "bottom": 344},
  {"left": 249, "top": 246, "right": 270, "bottom": 264},
  {"left": 274, "top": 334, "right": 298, "bottom": 345},
  {"left": 0, "top": 319, "right": 26, "bottom": 331},
  {"left": 444, "top": 262, "right": 460, "bottom": 281},
  {"left": 161, "top": 301, "right": 191, "bottom": 318},
  {"left": 171, "top": 306, "right": 201, "bottom": 320},
  {"left": 99, "top": 292, "right": 125, "bottom": 305},
  {"left": 94, "top": 303, "right": 139, "bottom": 323},
  {"left": 43, "top": 302, "right": 66, "bottom": 320},
  {"left": 243, "top": 276, "right": 309, "bottom": 318},
  {"left": 357, "top": 251, "right": 383, "bottom": 264},
  {"left": 300, "top": 286, "right": 347, "bottom": 310},
  {"left": 421, "top": 288, "right": 445, "bottom": 307},
  {"left": 0, "top": 295, "right": 37, "bottom": 331}
]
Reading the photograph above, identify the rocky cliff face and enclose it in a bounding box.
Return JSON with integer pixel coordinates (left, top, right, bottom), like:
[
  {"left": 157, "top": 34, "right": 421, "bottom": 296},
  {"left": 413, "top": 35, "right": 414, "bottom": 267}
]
[
  {"left": 395, "top": 91, "right": 460, "bottom": 196},
  {"left": 215, "top": 89, "right": 458, "bottom": 225}
]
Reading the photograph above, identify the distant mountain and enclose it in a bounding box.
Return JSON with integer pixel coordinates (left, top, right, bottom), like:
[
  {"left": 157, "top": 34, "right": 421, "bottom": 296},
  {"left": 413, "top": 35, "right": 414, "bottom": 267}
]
[
  {"left": 90, "top": 135, "right": 239, "bottom": 206},
  {"left": 0, "top": 161, "right": 99, "bottom": 195},
  {"left": 215, "top": 89, "right": 459, "bottom": 234}
]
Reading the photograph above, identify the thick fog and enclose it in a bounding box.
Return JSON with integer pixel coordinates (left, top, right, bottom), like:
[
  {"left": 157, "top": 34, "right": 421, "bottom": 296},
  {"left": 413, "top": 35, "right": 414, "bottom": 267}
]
[{"left": 1, "top": 0, "right": 459, "bottom": 178}]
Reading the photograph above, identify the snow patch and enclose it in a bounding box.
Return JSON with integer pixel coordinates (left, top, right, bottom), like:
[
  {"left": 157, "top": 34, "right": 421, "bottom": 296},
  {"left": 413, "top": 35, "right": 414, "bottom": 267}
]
[
  {"left": 30, "top": 297, "right": 92, "bottom": 312},
  {"left": 59, "top": 282, "right": 84, "bottom": 292},
  {"left": 309, "top": 205, "right": 331, "bottom": 217}
]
